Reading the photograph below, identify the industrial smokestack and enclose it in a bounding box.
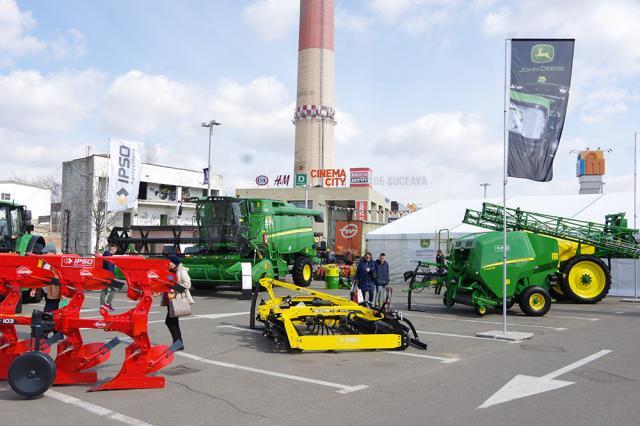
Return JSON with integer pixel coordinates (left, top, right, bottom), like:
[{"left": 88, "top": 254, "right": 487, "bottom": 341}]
[{"left": 293, "top": 0, "right": 335, "bottom": 180}]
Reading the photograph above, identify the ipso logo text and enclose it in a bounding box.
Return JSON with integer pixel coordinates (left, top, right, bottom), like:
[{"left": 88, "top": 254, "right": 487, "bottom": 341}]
[{"left": 370, "top": 175, "right": 428, "bottom": 187}]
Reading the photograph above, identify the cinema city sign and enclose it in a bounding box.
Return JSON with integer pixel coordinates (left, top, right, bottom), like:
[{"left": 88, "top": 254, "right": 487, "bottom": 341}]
[{"left": 310, "top": 169, "right": 347, "bottom": 187}]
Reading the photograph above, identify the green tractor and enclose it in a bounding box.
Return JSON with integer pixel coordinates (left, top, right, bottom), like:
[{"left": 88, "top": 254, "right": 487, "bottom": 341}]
[
  {"left": 0, "top": 200, "right": 48, "bottom": 304},
  {"left": 108, "top": 196, "right": 324, "bottom": 289}
]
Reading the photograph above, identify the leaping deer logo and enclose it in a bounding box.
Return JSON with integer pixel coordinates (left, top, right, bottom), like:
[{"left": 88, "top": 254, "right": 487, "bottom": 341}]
[{"left": 531, "top": 44, "right": 554, "bottom": 63}]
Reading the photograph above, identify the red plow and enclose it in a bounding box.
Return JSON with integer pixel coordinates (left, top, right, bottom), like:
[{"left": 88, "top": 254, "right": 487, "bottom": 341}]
[{"left": 0, "top": 253, "right": 181, "bottom": 398}]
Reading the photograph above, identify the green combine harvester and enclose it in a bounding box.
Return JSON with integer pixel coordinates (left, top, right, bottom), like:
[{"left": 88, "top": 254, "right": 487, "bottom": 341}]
[
  {"left": 406, "top": 202, "right": 639, "bottom": 316},
  {"left": 108, "top": 196, "right": 324, "bottom": 289}
]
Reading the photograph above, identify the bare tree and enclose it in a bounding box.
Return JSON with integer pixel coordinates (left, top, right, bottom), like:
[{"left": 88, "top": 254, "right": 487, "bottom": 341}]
[{"left": 91, "top": 177, "right": 116, "bottom": 253}]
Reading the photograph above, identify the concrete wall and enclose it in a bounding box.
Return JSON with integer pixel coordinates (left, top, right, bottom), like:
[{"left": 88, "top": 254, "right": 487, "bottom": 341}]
[{"left": 0, "top": 182, "right": 51, "bottom": 219}]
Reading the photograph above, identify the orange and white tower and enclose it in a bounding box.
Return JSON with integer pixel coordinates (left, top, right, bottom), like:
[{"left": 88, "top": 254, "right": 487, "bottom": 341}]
[{"left": 293, "top": 0, "right": 335, "bottom": 178}]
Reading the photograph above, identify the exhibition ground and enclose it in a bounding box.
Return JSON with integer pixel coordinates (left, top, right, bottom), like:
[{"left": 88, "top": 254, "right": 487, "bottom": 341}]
[{"left": 3, "top": 281, "right": 639, "bottom": 426}]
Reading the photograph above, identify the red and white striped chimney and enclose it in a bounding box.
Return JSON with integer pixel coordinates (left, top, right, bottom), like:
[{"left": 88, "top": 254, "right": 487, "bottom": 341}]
[{"left": 293, "top": 0, "right": 335, "bottom": 178}]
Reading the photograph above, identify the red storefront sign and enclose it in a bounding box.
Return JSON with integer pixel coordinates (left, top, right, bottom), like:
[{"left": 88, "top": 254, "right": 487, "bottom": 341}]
[{"left": 355, "top": 200, "right": 368, "bottom": 221}]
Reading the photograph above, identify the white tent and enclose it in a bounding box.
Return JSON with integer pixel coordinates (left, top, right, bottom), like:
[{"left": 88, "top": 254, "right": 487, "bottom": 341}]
[{"left": 366, "top": 192, "right": 638, "bottom": 296}]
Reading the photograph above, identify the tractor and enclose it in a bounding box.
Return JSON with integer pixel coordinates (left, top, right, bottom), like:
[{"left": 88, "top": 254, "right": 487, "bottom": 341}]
[{"left": 0, "top": 200, "right": 48, "bottom": 304}]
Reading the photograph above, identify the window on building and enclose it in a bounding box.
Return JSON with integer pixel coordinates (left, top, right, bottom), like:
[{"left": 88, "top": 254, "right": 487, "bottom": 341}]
[
  {"left": 123, "top": 212, "right": 131, "bottom": 227},
  {"left": 1, "top": 193, "right": 10, "bottom": 201},
  {"left": 138, "top": 182, "right": 148, "bottom": 200},
  {"left": 160, "top": 214, "right": 168, "bottom": 225}
]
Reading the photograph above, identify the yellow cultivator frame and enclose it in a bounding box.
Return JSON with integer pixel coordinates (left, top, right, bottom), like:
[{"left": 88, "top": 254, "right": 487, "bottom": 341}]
[{"left": 252, "top": 278, "right": 427, "bottom": 352}]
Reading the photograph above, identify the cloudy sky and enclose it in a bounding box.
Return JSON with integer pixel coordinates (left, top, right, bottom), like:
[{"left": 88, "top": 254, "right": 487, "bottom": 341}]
[{"left": 1, "top": 0, "right": 638, "bottom": 203}]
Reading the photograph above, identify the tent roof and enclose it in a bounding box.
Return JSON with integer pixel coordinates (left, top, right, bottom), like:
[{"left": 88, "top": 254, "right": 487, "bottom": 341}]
[{"left": 367, "top": 192, "right": 633, "bottom": 239}]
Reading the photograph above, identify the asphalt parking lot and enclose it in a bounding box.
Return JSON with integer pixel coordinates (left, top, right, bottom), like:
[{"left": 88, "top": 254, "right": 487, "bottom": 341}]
[{"left": 2, "top": 281, "right": 640, "bottom": 426}]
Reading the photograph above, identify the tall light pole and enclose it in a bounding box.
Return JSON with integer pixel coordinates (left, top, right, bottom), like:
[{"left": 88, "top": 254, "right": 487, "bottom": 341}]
[
  {"left": 480, "top": 182, "right": 490, "bottom": 199},
  {"left": 635, "top": 132, "right": 638, "bottom": 301},
  {"left": 201, "top": 120, "right": 221, "bottom": 196}
]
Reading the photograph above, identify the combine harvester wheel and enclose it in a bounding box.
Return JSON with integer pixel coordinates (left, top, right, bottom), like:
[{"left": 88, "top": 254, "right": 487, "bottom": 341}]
[{"left": 518, "top": 286, "right": 551, "bottom": 316}]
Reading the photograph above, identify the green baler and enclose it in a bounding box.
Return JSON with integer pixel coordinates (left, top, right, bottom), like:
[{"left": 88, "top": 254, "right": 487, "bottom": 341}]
[
  {"left": 440, "top": 231, "right": 561, "bottom": 316},
  {"left": 108, "top": 196, "right": 324, "bottom": 289}
]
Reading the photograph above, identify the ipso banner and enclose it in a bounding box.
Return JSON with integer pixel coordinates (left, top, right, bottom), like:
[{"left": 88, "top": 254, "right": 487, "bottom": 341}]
[
  {"left": 508, "top": 39, "right": 575, "bottom": 182},
  {"left": 108, "top": 139, "right": 143, "bottom": 212}
]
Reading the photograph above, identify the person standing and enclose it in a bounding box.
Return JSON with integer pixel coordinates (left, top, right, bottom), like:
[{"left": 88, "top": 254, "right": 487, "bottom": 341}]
[
  {"left": 436, "top": 249, "right": 446, "bottom": 274},
  {"left": 374, "top": 253, "right": 390, "bottom": 307},
  {"left": 163, "top": 254, "right": 193, "bottom": 351},
  {"left": 355, "top": 252, "right": 376, "bottom": 303},
  {"left": 100, "top": 243, "right": 118, "bottom": 310}
]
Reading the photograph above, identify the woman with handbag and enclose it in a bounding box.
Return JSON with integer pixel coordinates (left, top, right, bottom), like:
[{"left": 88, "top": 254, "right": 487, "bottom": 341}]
[{"left": 163, "top": 254, "right": 194, "bottom": 351}]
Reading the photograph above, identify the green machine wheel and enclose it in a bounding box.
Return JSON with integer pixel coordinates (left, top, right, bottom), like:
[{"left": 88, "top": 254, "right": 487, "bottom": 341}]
[
  {"left": 474, "top": 305, "right": 488, "bottom": 316},
  {"left": 292, "top": 256, "right": 313, "bottom": 287},
  {"left": 519, "top": 286, "right": 551, "bottom": 316}
]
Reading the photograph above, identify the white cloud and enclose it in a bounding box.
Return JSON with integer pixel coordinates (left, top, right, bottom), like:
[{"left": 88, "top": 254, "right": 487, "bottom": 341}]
[
  {"left": 0, "top": 69, "right": 106, "bottom": 133},
  {"left": 0, "top": 0, "right": 46, "bottom": 63},
  {"left": 242, "top": 0, "right": 299, "bottom": 42},
  {"left": 335, "top": 7, "right": 372, "bottom": 32},
  {"left": 369, "top": 0, "right": 462, "bottom": 36},
  {"left": 51, "top": 28, "right": 87, "bottom": 60},
  {"left": 100, "top": 70, "right": 203, "bottom": 137},
  {"left": 481, "top": 7, "right": 508, "bottom": 35}
]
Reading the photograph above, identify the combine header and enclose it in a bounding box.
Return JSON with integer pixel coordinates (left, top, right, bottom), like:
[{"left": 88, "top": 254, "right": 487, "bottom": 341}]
[{"left": 252, "top": 278, "right": 426, "bottom": 352}]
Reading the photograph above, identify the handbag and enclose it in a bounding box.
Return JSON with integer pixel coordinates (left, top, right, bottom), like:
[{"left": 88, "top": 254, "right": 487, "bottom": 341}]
[{"left": 168, "top": 293, "right": 192, "bottom": 318}]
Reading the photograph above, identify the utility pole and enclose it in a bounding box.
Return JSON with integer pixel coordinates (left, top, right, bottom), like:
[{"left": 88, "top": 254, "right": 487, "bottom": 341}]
[{"left": 480, "top": 183, "right": 490, "bottom": 199}]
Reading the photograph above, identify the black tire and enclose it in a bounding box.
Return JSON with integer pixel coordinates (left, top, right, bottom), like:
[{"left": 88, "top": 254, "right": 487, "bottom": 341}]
[
  {"left": 518, "top": 286, "right": 551, "bottom": 316},
  {"left": 549, "top": 284, "right": 570, "bottom": 302},
  {"left": 442, "top": 291, "right": 455, "bottom": 307},
  {"left": 32, "top": 243, "right": 45, "bottom": 255},
  {"left": 560, "top": 255, "right": 611, "bottom": 304},
  {"left": 292, "top": 256, "right": 313, "bottom": 287},
  {"left": 8, "top": 351, "right": 56, "bottom": 398}
]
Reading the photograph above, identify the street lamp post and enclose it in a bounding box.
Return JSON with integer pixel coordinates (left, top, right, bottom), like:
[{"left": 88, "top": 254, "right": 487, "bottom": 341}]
[
  {"left": 201, "top": 119, "right": 221, "bottom": 196},
  {"left": 480, "top": 182, "right": 490, "bottom": 199}
]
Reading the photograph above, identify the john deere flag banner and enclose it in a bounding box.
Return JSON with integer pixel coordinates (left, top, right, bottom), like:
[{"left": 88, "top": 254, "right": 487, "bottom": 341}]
[
  {"left": 508, "top": 39, "right": 574, "bottom": 181},
  {"left": 108, "top": 139, "right": 143, "bottom": 212}
]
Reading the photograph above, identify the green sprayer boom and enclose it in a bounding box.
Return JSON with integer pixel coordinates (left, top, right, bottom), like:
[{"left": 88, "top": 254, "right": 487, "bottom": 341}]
[{"left": 463, "top": 202, "right": 639, "bottom": 258}]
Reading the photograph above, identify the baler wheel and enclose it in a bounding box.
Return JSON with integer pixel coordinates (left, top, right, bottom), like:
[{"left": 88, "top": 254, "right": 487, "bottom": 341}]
[
  {"left": 474, "top": 305, "right": 487, "bottom": 316},
  {"left": 519, "top": 286, "right": 551, "bottom": 316},
  {"left": 561, "top": 255, "right": 611, "bottom": 304},
  {"left": 292, "top": 256, "right": 313, "bottom": 287}
]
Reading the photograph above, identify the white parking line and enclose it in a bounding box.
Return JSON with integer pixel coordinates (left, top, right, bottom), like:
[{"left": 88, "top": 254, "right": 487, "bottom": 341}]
[
  {"left": 384, "top": 351, "right": 460, "bottom": 364},
  {"left": 45, "top": 389, "right": 153, "bottom": 426},
  {"left": 404, "top": 313, "right": 566, "bottom": 331},
  {"left": 175, "top": 351, "right": 368, "bottom": 394},
  {"left": 416, "top": 330, "right": 515, "bottom": 343},
  {"left": 545, "top": 314, "right": 599, "bottom": 321},
  {"left": 217, "top": 325, "right": 262, "bottom": 334},
  {"left": 148, "top": 312, "right": 248, "bottom": 324}
]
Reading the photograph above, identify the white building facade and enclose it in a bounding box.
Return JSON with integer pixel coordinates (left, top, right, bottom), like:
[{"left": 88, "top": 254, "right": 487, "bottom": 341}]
[
  {"left": 0, "top": 180, "right": 51, "bottom": 221},
  {"left": 61, "top": 155, "right": 222, "bottom": 254}
]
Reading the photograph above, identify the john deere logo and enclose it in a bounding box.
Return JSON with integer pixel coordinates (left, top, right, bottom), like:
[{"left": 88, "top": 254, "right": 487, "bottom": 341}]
[
  {"left": 531, "top": 44, "right": 554, "bottom": 63},
  {"left": 420, "top": 239, "right": 431, "bottom": 248}
]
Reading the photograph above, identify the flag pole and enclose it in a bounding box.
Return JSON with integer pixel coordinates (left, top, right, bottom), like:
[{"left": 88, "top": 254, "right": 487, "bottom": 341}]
[{"left": 502, "top": 38, "right": 511, "bottom": 334}]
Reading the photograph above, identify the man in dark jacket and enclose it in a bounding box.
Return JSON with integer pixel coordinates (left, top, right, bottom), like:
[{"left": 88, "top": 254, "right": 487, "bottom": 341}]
[
  {"left": 355, "top": 252, "right": 376, "bottom": 303},
  {"left": 100, "top": 243, "right": 118, "bottom": 310},
  {"left": 374, "top": 253, "right": 390, "bottom": 306}
]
